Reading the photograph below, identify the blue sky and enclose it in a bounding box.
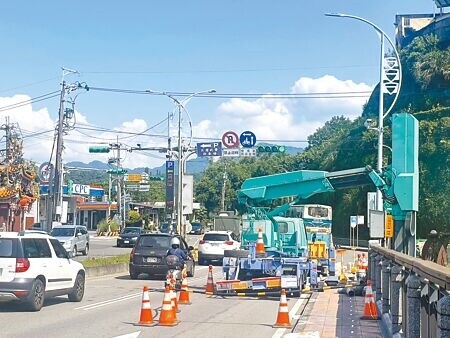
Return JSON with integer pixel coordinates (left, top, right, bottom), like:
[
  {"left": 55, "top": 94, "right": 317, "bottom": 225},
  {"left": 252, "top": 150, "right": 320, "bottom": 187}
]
[{"left": 0, "top": 0, "right": 438, "bottom": 168}]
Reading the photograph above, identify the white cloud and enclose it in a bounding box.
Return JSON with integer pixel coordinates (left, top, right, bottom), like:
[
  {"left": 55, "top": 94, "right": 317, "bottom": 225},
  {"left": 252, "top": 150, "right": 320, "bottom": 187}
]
[
  {"left": 0, "top": 75, "right": 373, "bottom": 170},
  {"left": 194, "top": 75, "right": 373, "bottom": 145}
]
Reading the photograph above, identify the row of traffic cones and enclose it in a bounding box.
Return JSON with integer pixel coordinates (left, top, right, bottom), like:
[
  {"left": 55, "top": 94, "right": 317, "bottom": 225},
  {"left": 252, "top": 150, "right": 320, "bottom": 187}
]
[{"left": 136, "top": 276, "right": 192, "bottom": 327}]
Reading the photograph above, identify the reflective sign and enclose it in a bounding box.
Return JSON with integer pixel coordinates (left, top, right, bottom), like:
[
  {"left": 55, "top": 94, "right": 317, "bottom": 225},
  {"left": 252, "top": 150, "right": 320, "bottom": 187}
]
[
  {"left": 196, "top": 142, "right": 222, "bottom": 157},
  {"left": 239, "top": 131, "right": 256, "bottom": 148}
]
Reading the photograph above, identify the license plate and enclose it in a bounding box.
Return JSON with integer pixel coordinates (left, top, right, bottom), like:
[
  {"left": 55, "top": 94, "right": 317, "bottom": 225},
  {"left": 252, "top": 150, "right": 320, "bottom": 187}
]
[
  {"left": 146, "top": 257, "right": 157, "bottom": 263},
  {"left": 124, "top": 240, "right": 129, "bottom": 243}
]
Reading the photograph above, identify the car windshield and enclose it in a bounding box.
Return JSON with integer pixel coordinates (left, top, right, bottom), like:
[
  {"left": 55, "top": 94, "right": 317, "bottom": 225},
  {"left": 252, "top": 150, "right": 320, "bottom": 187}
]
[
  {"left": 51, "top": 228, "right": 75, "bottom": 237},
  {"left": 123, "top": 228, "right": 140, "bottom": 234},
  {"left": 203, "top": 233, "right": 229, "bottom": 241},
  {"left": 137, "top": 235, "right": 171, "bottom": 248},
  {"left": 191, "top": 223, "right": 202, "bottom": 229}
]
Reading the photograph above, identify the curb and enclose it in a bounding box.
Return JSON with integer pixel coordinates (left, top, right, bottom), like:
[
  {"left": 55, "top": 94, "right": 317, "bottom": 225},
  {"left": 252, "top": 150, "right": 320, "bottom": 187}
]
[{"left": 85, "top": 262, "right": 129, "bottom": 278}]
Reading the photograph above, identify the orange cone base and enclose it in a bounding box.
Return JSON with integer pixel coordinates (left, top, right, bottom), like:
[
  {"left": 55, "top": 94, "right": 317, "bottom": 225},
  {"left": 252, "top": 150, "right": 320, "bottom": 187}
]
[
  {"left": 158, "top": 320, "right": 179, "bottom": 327},
  {"left": 134, "top": 321, "right": 158, "bottom": 327},
  {"left": 178, "top": 298, "right": 191, "bottom": 305},
  {"left": 273, "top": 323, "right": 292, "bottom": 328},
  {"left": 360, "top": 304, "right": 379, "bottom": 320},
  {"left": 273, "top": 311, "right": 292, "bottom": 328}
]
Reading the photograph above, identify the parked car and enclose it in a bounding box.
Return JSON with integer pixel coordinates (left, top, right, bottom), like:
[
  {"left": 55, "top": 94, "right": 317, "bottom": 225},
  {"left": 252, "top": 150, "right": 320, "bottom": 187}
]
[
  {"left": 50, "top": 225, "right": 90, "bottom": 257},
  {"left": 0, "top": 231, "right": 85, "bottom": 311},
  {"left": 117, "top": 227, "right": 144, "bottom": 247},
  {"left": 197, "top": 230, "right": 240, "bottom": 265},
  {"left": 189, "top": 222, "right": 204, "bottom": 235},
  {"left": 129, "top": 233, "right": 195, "bottom": 280}
]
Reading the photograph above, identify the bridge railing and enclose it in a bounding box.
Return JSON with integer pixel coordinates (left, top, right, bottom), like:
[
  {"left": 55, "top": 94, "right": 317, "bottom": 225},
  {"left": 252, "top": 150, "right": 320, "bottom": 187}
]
[{"left": 368, "top": 245, "right": 450, "bottom": 338}]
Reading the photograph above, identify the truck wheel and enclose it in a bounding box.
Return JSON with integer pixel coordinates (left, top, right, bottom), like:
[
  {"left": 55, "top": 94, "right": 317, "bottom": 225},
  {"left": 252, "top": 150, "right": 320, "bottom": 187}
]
[{"left": 224, "top": 249, "right": 249, "bottom": 258}]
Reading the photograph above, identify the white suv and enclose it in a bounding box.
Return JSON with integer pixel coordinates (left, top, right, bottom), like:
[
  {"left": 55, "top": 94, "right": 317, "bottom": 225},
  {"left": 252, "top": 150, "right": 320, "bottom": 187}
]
[
  {"left": 197, "top": 230, "right": 240, "bottom": 265},
  {"left": 0, "top": 231, "right": 86, "bottom": 311}
]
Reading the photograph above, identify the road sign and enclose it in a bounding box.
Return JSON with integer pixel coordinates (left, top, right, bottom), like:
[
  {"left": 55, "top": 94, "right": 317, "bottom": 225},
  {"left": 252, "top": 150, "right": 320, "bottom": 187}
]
[
  {"left": 222, "top": 131, "right": 239, "bottom": 148},
  {"left": 240, "top": 148, "right": 257, "bottom": 157},
  {"left": 38, "top": 162, "right": 54, "bottom": 182},
  {"left": 126, "top": 174, "right": 142, "bottom": 182},
  {"left": 239, "top": 131, "right": 256, "bottom": 148},
  {"left": 196, "top": 142, "right": 222, "bottom": 157},
  {"left": 385, "top": 214, "right": 394, "bottom": 238},
  {"left": 222, "top": 148, "right": 240, "bottom": 157},
  {"left": 350, "top": 216, "right": 357, "bottom": 228}
]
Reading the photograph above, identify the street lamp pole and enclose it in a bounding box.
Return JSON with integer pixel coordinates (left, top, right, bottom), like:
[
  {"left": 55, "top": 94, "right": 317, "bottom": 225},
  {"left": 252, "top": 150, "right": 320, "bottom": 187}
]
[
  {"left": 325, "top": 13, "right": 402, "bottom": 212},
  {"left": 146, "top": 89, "right": 215, "bottom": 237}
]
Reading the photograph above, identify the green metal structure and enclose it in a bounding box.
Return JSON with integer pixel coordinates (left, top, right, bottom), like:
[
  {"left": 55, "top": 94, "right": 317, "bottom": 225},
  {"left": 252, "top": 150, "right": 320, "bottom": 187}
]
[{"left": 238, "top": 113, "right": 419, "bottom": 256}]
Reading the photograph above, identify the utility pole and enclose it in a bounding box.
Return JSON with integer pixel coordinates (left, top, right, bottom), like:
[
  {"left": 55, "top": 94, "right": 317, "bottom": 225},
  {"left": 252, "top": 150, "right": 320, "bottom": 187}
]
[
  {"left": 52, "top": 80, "right": 66, "bottom": 225},
  {"left": 221, "top": 162, "right": 227, "bottom": 211}
]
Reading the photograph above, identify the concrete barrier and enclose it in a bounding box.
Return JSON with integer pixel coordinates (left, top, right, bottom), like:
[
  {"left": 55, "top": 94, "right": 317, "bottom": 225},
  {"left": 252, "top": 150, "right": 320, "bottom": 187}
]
[{"left": 85, "top": 262, "right": 129, "bottom": 278}]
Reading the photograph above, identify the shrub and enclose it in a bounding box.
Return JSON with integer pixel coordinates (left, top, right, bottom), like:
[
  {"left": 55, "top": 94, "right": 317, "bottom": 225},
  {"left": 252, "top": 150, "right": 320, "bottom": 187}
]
[{"left": 96, "top": 219, "right": 120, "bottom": 234}]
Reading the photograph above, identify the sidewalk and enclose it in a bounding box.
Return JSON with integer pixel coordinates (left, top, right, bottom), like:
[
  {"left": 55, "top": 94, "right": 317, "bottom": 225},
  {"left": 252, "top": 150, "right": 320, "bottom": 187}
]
[{"left": 293, "top": 289, "right": 382, "bottom": 338}]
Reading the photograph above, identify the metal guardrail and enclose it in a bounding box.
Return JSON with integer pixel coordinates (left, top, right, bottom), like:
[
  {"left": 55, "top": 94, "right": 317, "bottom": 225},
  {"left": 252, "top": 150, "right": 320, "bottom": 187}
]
[{"left": 368, "top": 245, "right": 450, "bottom": 338}]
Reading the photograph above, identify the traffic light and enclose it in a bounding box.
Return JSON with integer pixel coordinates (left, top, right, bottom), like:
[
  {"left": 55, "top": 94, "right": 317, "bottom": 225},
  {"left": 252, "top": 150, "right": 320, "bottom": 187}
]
[
  {"left": 89, "top": 146, "right": 110, "bottom": 153},
  {"left": 257, "top": 144, "right": 286, "bottom": 154},
  {"left": 107, "top": 169, "right": 127, "bottom": 175}
]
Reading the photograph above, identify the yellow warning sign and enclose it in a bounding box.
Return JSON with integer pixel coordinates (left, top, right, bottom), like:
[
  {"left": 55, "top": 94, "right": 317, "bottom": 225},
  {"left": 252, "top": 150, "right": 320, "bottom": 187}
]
[
  {"left": 127, "top": 174, "right": 142, "bottom": 182},
  {"left": 385, "top": 214, "right": 394, "bottom": 238}
]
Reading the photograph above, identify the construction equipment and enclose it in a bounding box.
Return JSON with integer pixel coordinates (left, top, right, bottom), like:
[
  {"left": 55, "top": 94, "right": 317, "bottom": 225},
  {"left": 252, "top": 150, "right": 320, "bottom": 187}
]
[
  {"left": 218, "top": 113, "right": 419, "bottom": 295},
  {"left": 213, "top": 210, "right": 241, "bottom": 237}
]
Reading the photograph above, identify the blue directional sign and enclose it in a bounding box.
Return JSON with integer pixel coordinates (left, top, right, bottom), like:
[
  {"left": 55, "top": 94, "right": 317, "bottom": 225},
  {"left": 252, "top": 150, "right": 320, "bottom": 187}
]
[
  {"left": 196, "top": 142, "right": 223, "bottom": 157},
  {"left": 240, "top": 131, "right": 256, "bottom": 148}
]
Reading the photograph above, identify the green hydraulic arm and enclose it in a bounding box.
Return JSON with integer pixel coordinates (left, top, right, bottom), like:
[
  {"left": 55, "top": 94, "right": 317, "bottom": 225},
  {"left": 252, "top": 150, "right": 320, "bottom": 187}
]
[{"left": 238, "top": 113, "right": 419, "bottom": 255}]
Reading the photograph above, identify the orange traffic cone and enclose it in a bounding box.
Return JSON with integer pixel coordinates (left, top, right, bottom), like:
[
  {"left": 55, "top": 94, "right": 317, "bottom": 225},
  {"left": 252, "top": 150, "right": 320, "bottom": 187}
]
[
  {"left": 256, "top": 228, "right": 266, "bottom": 255},
  {"left": 170, "top": 284, "right": 180, "bottom": 316},
  {"left": 205, "top": 265, "right": 215, "bottom": 295},
  {"left": 273, "top": 289, "right": 292, "bottom": 328},
  {"left": 361, "top": 280, "right": 379, "bottom": 320},
  {"left": 178, "top": 277, "right": 192, "bottom": 305},
  {"left": 136, "top": 286, "right": 156, "bottom": 326},
  {"left": 158, "top": 285, "right": 178, "bottom": 326}
]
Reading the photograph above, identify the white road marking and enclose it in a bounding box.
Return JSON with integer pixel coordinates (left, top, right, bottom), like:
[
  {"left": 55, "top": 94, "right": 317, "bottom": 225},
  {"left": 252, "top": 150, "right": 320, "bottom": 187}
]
[
  {"left": 75, "top": 292, "right": 142, "bottom": 311},
  {"left": 113, "top": 331, "right": 141, "bottom": 338},
  {"left": 272, "top": 296, "right": 307, "bottom": 338}
]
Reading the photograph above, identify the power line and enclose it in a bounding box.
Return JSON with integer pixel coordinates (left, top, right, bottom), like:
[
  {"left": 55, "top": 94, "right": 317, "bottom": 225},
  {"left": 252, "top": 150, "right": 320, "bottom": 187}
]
[
  {"left": 80, "top": 64, "right": 376, "bottom": 75},
  {"left": 0, "top": 91, "right": 60, "bottom": 112}
]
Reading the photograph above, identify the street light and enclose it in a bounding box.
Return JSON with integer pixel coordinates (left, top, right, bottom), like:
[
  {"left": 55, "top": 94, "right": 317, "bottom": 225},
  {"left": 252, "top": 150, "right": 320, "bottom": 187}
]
[
  {"left": 325, "top": 13, "right": 402, "bottom": 212},
  {"left": 146, "top": 89, "right": 216, "bottom": 237}
]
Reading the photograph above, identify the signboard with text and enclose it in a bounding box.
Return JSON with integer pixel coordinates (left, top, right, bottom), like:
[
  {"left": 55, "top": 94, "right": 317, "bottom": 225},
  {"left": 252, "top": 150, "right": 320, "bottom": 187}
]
[
  {"left": 196, "top": 142, "right": 222, "bottom": 157},
  {"left": 165, "top": 161, "right": 175, "bottom": 215}
]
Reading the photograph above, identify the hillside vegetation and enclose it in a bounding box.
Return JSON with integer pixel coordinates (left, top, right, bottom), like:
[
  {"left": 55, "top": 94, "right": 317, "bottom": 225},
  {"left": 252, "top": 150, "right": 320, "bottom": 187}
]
[{"left": 195, "top": 34, "right": 450, "bottom": 239}]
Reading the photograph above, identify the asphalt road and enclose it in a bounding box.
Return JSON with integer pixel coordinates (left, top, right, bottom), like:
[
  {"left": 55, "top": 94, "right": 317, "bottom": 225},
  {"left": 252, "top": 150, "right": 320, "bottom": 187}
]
[{"left": 0, "top": 265, "right": 307, "bottom": 338}]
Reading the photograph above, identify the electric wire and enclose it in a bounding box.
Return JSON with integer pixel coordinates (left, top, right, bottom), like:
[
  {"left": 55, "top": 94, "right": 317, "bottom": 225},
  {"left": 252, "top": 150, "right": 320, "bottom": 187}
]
[{"left": 0, "top": 91, "right": 60, "bottom": 112}]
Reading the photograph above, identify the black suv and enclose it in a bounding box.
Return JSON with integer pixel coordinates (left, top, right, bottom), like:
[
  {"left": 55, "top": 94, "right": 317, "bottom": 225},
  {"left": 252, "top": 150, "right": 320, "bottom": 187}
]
[{"left": 129, "top": 233, "right": 195, "bottom": 280}]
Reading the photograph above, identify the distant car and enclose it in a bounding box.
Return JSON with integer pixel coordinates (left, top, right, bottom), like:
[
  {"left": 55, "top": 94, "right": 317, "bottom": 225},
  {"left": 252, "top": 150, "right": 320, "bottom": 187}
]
[
  {"left": 160, "top": 223, "right": 176, "bottom": 234},
  {"left": 0, "top": 231, "right": 85, "bottom": 311},
  {"left": 129, "top": 233, "right": 195, "bottom": 280},
  {"left": 197, "top": 230, "right": 240, "bottom": 265},
  {"left": 117, "top": 227, "right": 144, "bottom": 247},
  {"left": 50, "top": 225, "right": 90, "bottom": 257},
  {"left": 189, "top": 222, "right": 204, "bottom": 235}
]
